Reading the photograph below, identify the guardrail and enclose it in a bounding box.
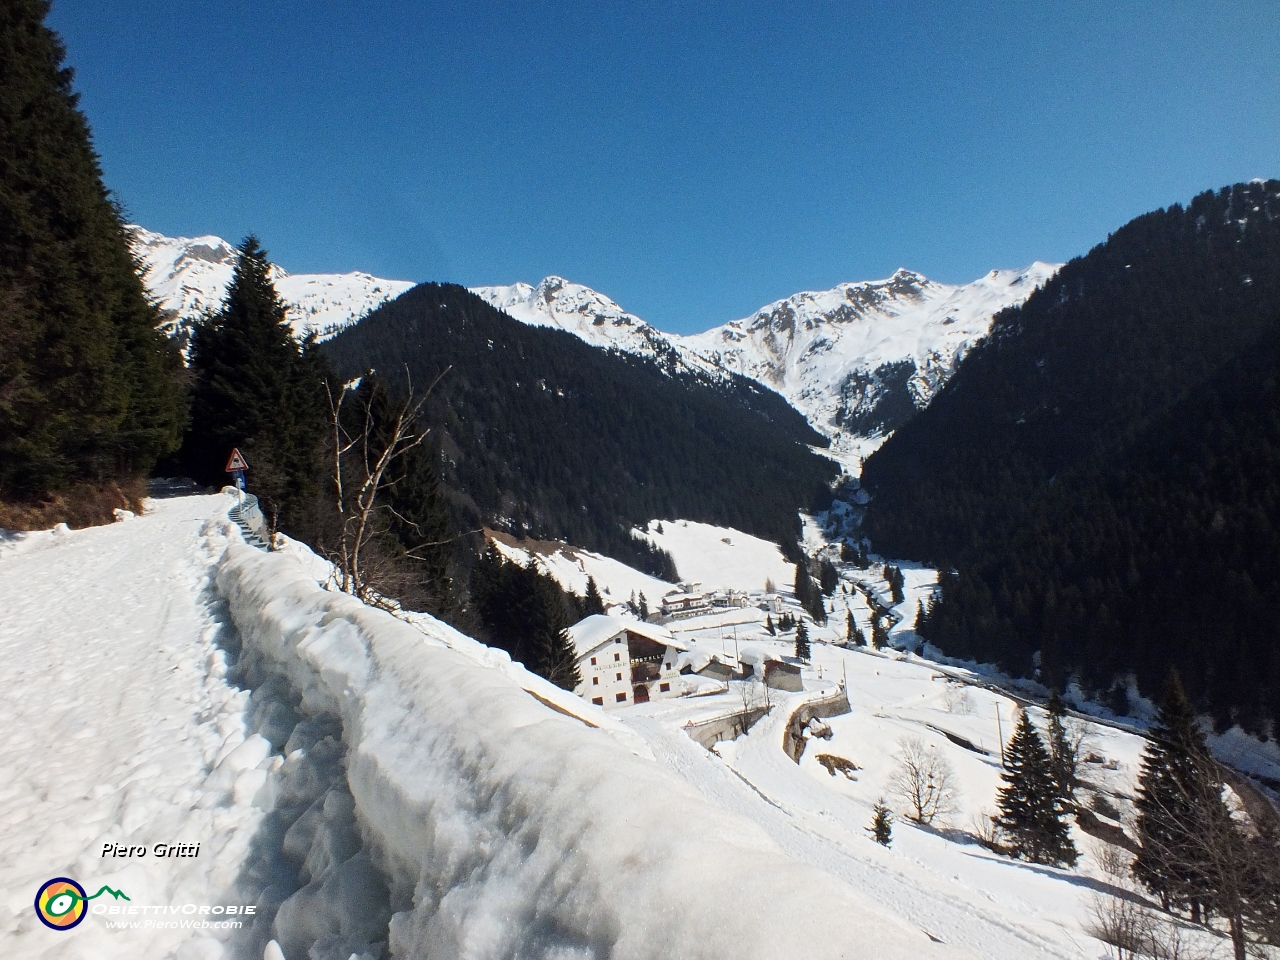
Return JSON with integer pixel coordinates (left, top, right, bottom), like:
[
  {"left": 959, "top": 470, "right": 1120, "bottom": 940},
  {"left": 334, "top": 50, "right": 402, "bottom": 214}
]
[{"left": 224, "top": 488, "right": 270, "bottom": 550}]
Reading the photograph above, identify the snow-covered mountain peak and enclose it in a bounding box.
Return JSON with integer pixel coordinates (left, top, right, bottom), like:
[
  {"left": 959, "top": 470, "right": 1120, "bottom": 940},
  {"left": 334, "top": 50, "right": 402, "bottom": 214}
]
[
  {"left": 471, "top": 275, "right": 659, "bottom": 348},
  {"left": 680, "top": 262, "right": 1059, "bottom": 462},
  {"left": 128, "top": 226, "right": 416, "bottom": 343},
  {"left": 471, "top": 263, "right": 1061, "bottom": 472}
]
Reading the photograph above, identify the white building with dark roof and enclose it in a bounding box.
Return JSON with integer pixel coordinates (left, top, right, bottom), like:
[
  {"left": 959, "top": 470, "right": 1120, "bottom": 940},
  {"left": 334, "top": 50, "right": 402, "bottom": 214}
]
[{"left": 569, "top": 615, "right": 689, "bottom": 709}]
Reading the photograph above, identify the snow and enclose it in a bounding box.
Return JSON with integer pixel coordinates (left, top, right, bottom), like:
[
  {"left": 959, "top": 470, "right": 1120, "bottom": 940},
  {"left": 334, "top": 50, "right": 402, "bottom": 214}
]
[
  {"left": 489, "top": 534, "right": 676, "bottom": 606},
  {"left": 6, "top": 491, "right": 1274, "bottom": 959},
  {"left": 128, "top": 226, "right": 415, "bottom": 344},
  {"left": 0, "top": 494, "right": 274, "bottom": 959},
  {"left": 474, "top": 266, "right": 1061, "bottom": 474},
  {"left": 634, "top": 519, "right": 796, "bottom": 594},
  {"left": 610, "top": 631, "right": 1160, "bottom": 960},
  {"left": 567, "top": 615, "right": 685, "bottom": 658},
  {"left": 131, "top": 225, "right": 1056, "bottom": 477},
  {"left": 216, "top": 539, "right": 961, "bottom": 960}
]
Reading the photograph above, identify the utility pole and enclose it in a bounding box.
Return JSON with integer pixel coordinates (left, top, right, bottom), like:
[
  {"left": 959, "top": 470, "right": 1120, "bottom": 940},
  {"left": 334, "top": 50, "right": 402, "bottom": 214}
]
[{"left": 996, "top": 703, "right": 1006, "bottom": 768}]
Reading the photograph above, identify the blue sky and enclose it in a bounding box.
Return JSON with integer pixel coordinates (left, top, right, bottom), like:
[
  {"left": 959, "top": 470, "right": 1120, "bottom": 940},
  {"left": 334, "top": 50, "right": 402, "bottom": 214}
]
[{"left": 52, "top": 0, "right": 1279, "bottom": 334}]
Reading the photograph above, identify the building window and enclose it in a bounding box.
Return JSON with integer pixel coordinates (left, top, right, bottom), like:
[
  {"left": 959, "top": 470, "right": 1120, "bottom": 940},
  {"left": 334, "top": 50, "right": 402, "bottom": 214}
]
[
  {"left": 659, "top": 682, "right": 670, "bottom": 693},
  {"left": 664, "top": 662, "right": 670, "bottom": 670},
  {"left": 590, "top": 656, "right": 596, "bottom": 665},
  {"left": 592, "top": 676, "right": 599, "bottom": 685},
  {"left": 614, "top": 652, "right": 620, "bottom": 661},
  {"left": 615, "top": 672, "right": 622, "bottom": 681},
  {"left": 615, "top": 638, "right": 622, "bottom": 643},
  {"left": 616, "top": 692, "right": 627, "bottom": 702},
  {"left": 592, "top": 697, "right": 603, "bottom": 706}
]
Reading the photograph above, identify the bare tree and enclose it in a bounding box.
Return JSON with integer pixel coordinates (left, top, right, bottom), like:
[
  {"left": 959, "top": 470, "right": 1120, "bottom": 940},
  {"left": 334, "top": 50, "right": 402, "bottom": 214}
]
[
  {"left": 734, "top": 678, "right": 770, "bottom": 736},
  {"left": 1087, "top": 844, "right": 1199, "bottom": 960},
  {"left": 1140, "top": 775, "right": 1279, "bottom": 960},
  {"left": 889, "top": 736, "right": 959, "bottom": 825},
  {"left": 324, "top": 366, "right": 449, "bottom": 606}
]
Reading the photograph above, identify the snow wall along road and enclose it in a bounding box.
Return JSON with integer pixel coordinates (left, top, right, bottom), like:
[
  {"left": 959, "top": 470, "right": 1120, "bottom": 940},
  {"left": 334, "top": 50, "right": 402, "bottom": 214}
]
[{"left": 217, "top": 542, "right": 966, "bottom": 960}]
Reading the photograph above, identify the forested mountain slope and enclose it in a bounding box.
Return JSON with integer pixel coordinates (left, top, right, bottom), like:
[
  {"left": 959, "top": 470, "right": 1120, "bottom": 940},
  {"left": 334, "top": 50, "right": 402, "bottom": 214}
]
[
  {"left": 322, "top": 283, "right": 837, "bottom": 572},
  {"left": 862, "top": 179, "right": 1280, "bottom": 735}
]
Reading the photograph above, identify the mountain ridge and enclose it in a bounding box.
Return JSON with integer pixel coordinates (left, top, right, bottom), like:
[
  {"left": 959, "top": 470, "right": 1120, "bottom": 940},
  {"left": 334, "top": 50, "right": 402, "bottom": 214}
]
[
  {"left": 128, "top": 225, "right": 416, "bottom": 343},
  {"left": 131, "top": 226, "right": 1058, "bottom": 467}
]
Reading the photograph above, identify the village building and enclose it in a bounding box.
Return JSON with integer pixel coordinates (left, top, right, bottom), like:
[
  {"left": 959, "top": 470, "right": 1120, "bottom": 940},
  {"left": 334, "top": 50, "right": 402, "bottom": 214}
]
[
  {"left": 660, "top": 583, "right": 712, "bottom": 619},
  {"left": 569, "top": 615, "right": 690, "bottom": 710}
]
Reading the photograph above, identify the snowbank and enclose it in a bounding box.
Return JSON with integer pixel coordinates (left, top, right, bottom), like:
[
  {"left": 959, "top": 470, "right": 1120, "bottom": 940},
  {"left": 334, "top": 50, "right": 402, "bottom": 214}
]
[{"left": 217, "top": 544, "right": 966, "bottom": 960}]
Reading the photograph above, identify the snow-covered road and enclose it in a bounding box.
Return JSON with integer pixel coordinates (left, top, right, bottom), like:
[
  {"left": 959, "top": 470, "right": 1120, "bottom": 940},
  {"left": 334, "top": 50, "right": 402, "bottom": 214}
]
[{"left": 0, "top": 494, "right": 268, "bottom": 960}]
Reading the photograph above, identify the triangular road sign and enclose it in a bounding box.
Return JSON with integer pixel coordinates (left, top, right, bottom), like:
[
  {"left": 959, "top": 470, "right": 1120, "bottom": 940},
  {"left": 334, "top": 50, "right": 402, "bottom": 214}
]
[{"left": 224, "top": 448, "right": 249, "bottom": 472}]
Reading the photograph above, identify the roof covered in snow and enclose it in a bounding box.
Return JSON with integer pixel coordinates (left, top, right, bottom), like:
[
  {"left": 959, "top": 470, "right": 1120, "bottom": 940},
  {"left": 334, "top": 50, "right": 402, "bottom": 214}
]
[{"left": 568, "top": 615, "right": 688, "bottom": 658}]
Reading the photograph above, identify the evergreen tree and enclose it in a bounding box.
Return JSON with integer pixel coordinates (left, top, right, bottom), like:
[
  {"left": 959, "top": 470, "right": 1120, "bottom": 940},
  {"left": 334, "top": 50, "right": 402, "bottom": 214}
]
[
  {"left": 871, "top": 615, "right": 889, "bottom": 650},
  {"left": 0, "top": 0, "right": 186, "bottom": 499},
  {"left": 536, "top": 621, "right": 582, "bottom": 691},
  {"left": 869, "top": 798, "right": 893, "bottom": 846},
  {"left": 1133, "top": 671, "right": 1224, "bottom": 918},
  {"left": 182, "top": 237, "right": 326, "bottom": 534},
  {"left": 637, "top": 591, "right": 649, "bottom": 621},
  {"left": 766, "top": 614, "right": 776, "bottom": 636},
  {"left": 469, "top": 545, "right": 581, "bottom": 689},
  {"left": 583, "top": 576, "right": 605, "bottom": 616},
  {"left": 1045, "top": 691, "right": 1077, "bottom": 807},
  {"left": 847, "top": 609, "right": 866, "bottom": 646},
  {"left": 794, "top": 619, "right": 810, "bottom": 662},
  {"left": 794, "top": 562, "right": 827, "bottom": 624},
  {"left": 995, "top": 710, "right": 1078, "bottom": 866},
  {"left": 819, "top": 558, "right": 839, "bottom": 595},
  {"left": 885, "top": 564, "right": 905, "bottom": 605}
]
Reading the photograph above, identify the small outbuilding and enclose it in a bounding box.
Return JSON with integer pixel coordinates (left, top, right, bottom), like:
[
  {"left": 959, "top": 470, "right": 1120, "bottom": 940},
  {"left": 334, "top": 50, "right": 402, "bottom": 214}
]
[{"left": 763, "top": 660, "right": 803, "bottom": 692}]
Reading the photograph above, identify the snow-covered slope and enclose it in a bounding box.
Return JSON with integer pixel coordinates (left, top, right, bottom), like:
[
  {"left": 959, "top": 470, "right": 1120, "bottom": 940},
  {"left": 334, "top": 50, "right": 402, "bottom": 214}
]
[
  {"left": 472, "top": 277, "right": 664, "bottom": 355},
  {"left": 128, "top": 226, "right": 416, "bottom": 341},
  {"left": 682, "top": 264, "right": 1059, "bottom": 463},
  {"left": 472, "top": 265, "right": 1059, "bottom": 470}
]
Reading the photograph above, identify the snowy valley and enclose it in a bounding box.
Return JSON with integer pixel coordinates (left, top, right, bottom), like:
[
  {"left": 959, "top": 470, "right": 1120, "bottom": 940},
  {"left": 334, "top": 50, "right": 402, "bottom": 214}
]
[
  {"left": 9, "top": 492, "right": 1277, "bottom": 960},
  {"left": 2, "top": 216, "right": 1249, "bottom": 960}
]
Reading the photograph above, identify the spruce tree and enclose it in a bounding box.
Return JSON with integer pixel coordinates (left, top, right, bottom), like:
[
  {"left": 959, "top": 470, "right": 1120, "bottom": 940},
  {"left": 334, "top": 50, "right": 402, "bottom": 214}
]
[
  {"left": 794, "top": 562, "right": 827, "bottom": 624},
  {"left": 870, "top": 798, "right": 893, "bottom": 846},
  {"left": 871, "top": 615, "right": 889, "bottom": 650},
  {"left": 583, "top": 576, "right": 605, "bottom": 616},
  {"left": 1045, "top": 691, "right": 1077, "bottom": 808},
  {"left": 536, "top": 622, "right": 582, "bottom": 691},
  {"left": 996, "top": 710, "right": 1078, "bottom": 866},
  {"left": 766, "top": 614, "right": 776, "bottom": 636},
  {"left": 819, "top": 558, "right": 839, "bottom": 595},
  {"left": 470, "top": 545, "right": 582, "bottom": 689},
  {"left": 1133, "top": 670, "right": 1223, "bottom": 919},
  {"left": 637, "top": 591, "right": 649, "bottom": 621},
  {"left": 0, "top": 0, "right": 185, "bottom": 499},
  {"left": 183, "top": 237, "right": 326, "bottom": 532},
  {"left": 795, "top": 619, "right": 811, "bottom": 662}
]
